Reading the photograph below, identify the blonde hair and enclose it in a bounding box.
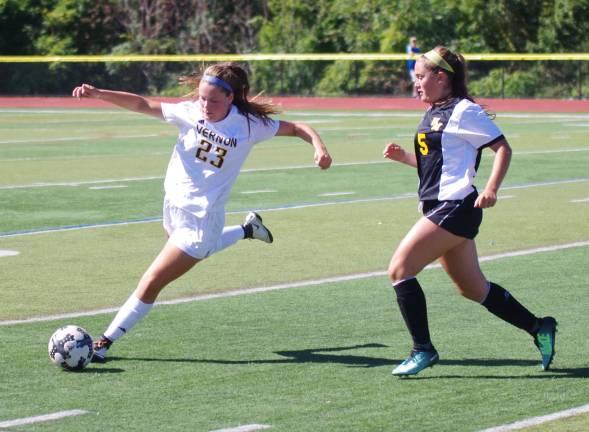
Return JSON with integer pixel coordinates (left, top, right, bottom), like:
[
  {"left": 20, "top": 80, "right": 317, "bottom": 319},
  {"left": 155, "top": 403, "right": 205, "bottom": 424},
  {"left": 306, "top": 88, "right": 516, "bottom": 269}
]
[{"left": 179, "top": 63, "right": 281, "bottom": 124}]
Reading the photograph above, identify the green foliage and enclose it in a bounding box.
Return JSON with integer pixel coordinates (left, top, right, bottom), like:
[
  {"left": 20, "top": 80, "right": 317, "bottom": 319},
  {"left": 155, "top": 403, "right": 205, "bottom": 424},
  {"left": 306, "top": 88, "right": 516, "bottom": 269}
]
[
  {"left": 1, "top": 0, "right": 589, "bottom": 97},
  {"left": 470, "top": 68, "right": 542, "bottom": 98}
]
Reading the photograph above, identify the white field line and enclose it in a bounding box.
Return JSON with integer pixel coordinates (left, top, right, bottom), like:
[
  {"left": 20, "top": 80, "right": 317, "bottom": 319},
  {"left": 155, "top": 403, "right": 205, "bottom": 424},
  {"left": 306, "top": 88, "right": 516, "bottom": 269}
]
[
  {"left": 0, "top": 109, "right": 137, "bottom": 114},
  {"left": 571, "top": 198, "right": 589, "bottom": 203},
  {"left": 210, "top": 425, "right": 272, "bottom": 432},
  {"left": 503, "top": 178, "right": 588, "bottom": 190},
  {"left": 4, "top": 109, "right": 589, "bottom": 120},
  {"left": 88, "top": 185, "right": 128, "bottom": 190},
  {"left": 1, "top": 240, "right": 587, "bottom": 327},
  {"left": 0, "top": 177, "right": 587, "bottom": 239},
  {"left": 0, "top": 410, "right": 88, "bottom": 428},
  {"left": 0, "top": 217, "right": 163, "bottom": 238},
  {"left": 479, "top": 403, "right": 589, "bottom": 432},
  {"left": 0, "top": 134, "right": 159, "bottom": 145},
  {"left": 319, "top": 125, "right": 397, "bottom": 131},
  {"left": 318, "top": 191, "right": 356, "bottom": 197},
  {"left": 512, "top": 147, "right": 589, "bottom": 156},
  {"left": 2, "top": 149, "right": 588, "bottom": 190},
  {"left": 240, "top": 189, "right": 277, "bottom": 194},
  {"left": 0, "top": 250, "right": 19, "bottom": 257},
  {"left": 288, "top": 112, "right": 589, "bottom": 120},
  {"left": 0, "top": 195, "right": 409, "bottom": 239},
  {"left": 563, "top": 122, "right": 589, "bottom": 127},
  {"left": 0, "top": 175, "right": 163, "bottom": 190}
]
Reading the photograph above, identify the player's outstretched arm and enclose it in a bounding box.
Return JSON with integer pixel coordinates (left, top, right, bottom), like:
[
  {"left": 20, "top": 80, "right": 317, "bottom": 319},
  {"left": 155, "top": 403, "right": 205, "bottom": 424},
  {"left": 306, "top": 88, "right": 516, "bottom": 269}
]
[
  {"left": 72, "top": 84, "right": 163, "bottom": 119},
  {"left": 383, "top": 142, "right": 417, "bottom": 167},
  {"left": 276, "top": 120, "right": 332, "bottom": 169}
]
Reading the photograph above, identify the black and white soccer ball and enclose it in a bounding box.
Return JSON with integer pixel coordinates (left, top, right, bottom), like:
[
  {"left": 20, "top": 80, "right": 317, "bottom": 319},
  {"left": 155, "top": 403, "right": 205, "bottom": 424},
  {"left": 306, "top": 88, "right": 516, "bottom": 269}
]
[{"left": 48, "top": 325, "right": 93, "bottom": 371}]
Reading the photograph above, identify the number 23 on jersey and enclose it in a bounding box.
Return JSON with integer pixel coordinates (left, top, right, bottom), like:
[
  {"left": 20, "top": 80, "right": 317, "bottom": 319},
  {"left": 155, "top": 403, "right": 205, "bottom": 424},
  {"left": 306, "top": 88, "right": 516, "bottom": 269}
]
[{"left": 195, "top": 138, "right": 227, "bottom": 168}]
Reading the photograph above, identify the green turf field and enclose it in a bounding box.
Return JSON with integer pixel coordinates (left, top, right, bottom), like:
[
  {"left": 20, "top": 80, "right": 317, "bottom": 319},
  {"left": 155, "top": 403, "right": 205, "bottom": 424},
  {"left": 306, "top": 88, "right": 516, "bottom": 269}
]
[{"left": 0, "top": 107, "right": 588, "bottom": 431}]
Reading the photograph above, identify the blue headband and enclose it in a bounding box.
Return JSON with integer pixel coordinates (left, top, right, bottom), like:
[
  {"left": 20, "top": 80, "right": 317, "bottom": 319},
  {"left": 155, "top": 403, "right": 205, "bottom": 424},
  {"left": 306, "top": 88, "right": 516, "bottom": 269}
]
[{"left": 201, "top": 74, "right": 233, "bottom": 93}]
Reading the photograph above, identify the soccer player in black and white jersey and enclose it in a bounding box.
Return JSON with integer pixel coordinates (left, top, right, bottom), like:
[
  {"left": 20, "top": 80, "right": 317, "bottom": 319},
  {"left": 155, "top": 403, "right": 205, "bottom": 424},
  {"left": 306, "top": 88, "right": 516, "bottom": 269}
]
[
  {"left": 72, "top": 63, "right": 332, "bottom": 362},
  {"left": 383, "top": 46, "right": 556, "bottom": 376}
]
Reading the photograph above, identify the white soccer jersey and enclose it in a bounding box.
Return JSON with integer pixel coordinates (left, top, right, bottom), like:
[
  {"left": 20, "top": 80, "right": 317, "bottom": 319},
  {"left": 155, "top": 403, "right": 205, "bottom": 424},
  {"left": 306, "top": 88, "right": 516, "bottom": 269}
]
[
  {"left": 161, "top": 101, "right": 279, "bottom": 216},
  {"left": 414, "top": 98, "right": 504, "bottom": 201}
]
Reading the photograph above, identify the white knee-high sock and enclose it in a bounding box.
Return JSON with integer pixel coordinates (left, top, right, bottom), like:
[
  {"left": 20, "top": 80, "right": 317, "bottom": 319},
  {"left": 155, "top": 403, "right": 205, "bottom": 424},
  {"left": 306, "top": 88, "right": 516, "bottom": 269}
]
[
  {"left": 103, "top": 294, "right": 153, "bottom": 342},
  {"left": 214, "top": 225, "right": 245, "bottom": 254}
]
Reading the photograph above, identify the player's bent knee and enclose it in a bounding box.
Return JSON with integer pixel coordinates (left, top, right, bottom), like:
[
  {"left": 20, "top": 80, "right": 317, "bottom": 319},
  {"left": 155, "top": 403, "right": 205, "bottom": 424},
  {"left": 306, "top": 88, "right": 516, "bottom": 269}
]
[{"left": 387, "top": 259, "right": 414, "bottom": 282}]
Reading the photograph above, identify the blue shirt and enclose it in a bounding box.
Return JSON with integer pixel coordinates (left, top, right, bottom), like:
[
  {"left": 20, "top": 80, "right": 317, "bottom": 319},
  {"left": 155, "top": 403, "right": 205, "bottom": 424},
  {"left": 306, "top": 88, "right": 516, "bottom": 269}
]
[{"left": 406, "top": 45, "right": 420, "bottom": 71}]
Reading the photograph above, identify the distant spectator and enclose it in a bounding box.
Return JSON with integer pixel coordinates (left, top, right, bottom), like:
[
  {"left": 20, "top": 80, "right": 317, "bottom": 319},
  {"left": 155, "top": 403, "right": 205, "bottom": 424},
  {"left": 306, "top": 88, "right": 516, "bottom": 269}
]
[{"left": 406, "top": 36, "right": 420, "bottom": 97}]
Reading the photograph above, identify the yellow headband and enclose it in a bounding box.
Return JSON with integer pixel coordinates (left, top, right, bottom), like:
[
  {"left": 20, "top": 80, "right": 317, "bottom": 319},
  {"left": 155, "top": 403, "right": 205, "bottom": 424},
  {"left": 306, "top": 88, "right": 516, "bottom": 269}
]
[{"left": 423, "top": 49, "right": 455, "bottom": 73}]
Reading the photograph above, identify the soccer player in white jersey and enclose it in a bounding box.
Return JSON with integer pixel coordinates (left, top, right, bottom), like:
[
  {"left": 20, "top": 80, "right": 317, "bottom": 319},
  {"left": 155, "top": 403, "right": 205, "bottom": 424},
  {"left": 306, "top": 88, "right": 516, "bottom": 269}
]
[
  {"left": 72, "top": 62, "right": 332, "bottom": 362},
  {"left": 382, "top": 46, "right": 556, "bottom": 376}
]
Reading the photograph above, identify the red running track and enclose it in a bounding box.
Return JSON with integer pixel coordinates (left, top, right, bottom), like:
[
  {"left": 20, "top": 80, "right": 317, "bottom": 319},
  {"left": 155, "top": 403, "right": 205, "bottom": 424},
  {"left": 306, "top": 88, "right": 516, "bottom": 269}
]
[{"left": 0, "top": 96, "right": 587, "bottom": 112}]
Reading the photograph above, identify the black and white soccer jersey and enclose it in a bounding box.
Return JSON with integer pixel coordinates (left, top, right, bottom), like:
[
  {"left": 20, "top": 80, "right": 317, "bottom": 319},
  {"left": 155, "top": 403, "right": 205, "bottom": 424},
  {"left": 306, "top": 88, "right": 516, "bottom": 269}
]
[{"left": 414, "top": 98, "right": 504, "bottom": 201}]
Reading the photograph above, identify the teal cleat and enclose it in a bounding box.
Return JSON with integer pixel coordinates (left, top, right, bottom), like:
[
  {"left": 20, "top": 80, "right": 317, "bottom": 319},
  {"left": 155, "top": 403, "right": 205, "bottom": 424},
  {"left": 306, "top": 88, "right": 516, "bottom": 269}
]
[
  {"left": 392, "top": 349, "right": 439, "bottom": 376},
  {"left": 534, "top": 316, "right": 557, "bottom": 371}
]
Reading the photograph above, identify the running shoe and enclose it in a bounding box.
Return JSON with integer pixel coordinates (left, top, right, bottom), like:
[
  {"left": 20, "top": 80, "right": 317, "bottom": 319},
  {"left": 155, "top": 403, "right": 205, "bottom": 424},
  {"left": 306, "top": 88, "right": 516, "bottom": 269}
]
[
  {"left": 534, "top": 316, "right": 557, "bottom": 371},
  {"left": 243, "top": 212, "right": 273, "bottom": 243},
  {"left": 91, "top": 335, "right": 113, "bottom": 363},
  {"left": 392, "top": 349, "right": 439, "bottom": 376}
]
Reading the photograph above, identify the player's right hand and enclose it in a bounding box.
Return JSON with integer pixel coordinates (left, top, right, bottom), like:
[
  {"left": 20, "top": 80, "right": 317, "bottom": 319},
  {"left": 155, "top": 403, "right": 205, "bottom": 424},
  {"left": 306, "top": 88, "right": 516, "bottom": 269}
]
[
  {"left": 383, "top": 143, "right": 405, "bottom": 162},
  {"left": 72, "top": 84, "right": 100, "bottom": 99}
]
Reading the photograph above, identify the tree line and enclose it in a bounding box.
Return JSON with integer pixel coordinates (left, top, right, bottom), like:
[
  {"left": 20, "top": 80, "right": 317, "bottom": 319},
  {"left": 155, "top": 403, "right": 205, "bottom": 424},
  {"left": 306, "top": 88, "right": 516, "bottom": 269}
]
[{"left": 1, "top": 0, "right": 588, "bottom": 98}]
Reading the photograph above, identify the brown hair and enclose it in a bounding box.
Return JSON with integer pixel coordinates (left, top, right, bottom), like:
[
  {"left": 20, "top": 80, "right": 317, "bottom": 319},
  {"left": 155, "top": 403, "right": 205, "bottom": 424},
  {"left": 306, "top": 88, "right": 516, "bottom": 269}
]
[
  {"left": 179, "top": 62, "right": 281, "bottom": 124},
  {"left": 421, "top": 46, "right": 474, "bottom": 103},
  {"left": 422, "top": 46, "right": 494, "bottom": 117}
]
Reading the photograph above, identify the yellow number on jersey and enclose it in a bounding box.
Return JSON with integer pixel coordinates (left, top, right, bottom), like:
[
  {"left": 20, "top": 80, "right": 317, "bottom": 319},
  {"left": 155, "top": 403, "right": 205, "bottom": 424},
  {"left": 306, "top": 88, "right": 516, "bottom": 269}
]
[{"left": 417, "top": 133, "right": 429, "bottom": 156}]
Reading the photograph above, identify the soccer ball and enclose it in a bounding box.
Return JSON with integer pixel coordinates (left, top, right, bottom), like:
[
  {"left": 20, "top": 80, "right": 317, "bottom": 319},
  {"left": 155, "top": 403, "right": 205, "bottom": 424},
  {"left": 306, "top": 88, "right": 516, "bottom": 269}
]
[{"left": 48, "top": 325, "right": 93, "bottom": 371}]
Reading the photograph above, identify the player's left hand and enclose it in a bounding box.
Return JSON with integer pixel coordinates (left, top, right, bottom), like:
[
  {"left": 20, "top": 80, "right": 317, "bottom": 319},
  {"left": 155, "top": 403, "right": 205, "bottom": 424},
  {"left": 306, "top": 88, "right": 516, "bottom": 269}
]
[
  {"left": 315, "top": 150, "right": 332, "bottom": 170},
  {"left": 474, "top": 190, "right": 497, "bottom": 208}
]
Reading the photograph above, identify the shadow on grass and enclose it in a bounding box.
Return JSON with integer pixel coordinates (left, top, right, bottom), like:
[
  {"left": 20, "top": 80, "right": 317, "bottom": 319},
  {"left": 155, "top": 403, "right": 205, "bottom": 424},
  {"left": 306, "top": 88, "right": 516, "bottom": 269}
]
[
  {"left": 106, "top": 343, "right": 392, "bottom": 368},
  {"left": 78, "top": 367, "right": 124, "bottom": 374},
  {"left": 99, "top": 343, "right": 589, "bottom": 378}
]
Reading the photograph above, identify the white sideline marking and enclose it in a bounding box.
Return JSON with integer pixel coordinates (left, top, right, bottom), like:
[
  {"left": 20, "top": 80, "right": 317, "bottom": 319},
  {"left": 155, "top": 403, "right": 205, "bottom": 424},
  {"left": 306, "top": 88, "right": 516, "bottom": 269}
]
[
  {"left": 290, "top": 112, "right": 589, "bottom": 120},
  {"left": 1, "top": 177, "right": 586, "bottom": 239},
  {"left": 479, "top": 403, "right": 589, "bottom": 431},
  {"left": 318, "top": 191, "right": 355, "bottom": 197},
  {"left": 1, "top": 154, "right": 587, "bottom": 191},
  {"left": 240, "top": 189, "right": 277, "bottom": 194},
  {"left": 0, "top": 250, "right": 19, "bottom": 257},
  {"left": 210, "top": 424, "right": 271, "bottom": 432},
  {"left": 563, "top": 122, "right": 589, "bottom": 128},
  {"left": 571, "top": 198, "right": 589, "bottom": 203},
  {"left": 0, "top": 175, "right": 162, "bottom": 190},
  {"left": 0, "top": 409, "right": 88, "bottom": 428},
  {"left": 89, "top": 185, "right": 128, "bottom": 190},
  {"left": 0, "top": 134, "right": 159, "bottom": 145},
  {"left": 0, "top": 109, "right": 136, "bottom": 114},
  {"left": 1, "top": 240, "right": 587, "bottom": 327},
  {"left": 7, "top": 109, "right": 589, "bottom": 120}
]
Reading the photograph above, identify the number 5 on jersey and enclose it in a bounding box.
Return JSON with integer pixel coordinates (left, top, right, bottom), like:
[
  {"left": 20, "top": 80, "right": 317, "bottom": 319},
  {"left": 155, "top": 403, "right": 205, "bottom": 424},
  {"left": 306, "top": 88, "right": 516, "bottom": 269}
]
[
  {"left": 417, "top": 132, "right": 429, "bottom": 156},
  {"left": 195, "top": 139, "right": 227, "bottom": 168}
]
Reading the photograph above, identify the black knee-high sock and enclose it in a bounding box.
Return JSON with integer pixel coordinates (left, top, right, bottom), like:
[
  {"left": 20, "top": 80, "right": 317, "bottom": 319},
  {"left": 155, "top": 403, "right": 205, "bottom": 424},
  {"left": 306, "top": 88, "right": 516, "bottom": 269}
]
[
  {"left": 482, "top": 282, "right": 540, "bottom": 336},
  {"left": 393, "top": 278, "right": 434, "bottom": 351}
]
